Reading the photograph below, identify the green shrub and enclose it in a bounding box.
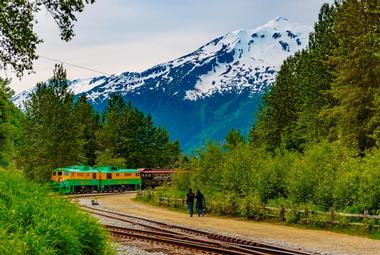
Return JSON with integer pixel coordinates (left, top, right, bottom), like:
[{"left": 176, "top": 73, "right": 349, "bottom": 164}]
[
  {"left": 285, "top": 204, "right": 302, "bottom": 224},
  {"left": 237, "top": 194, "right": 263, "bottom": 219},
  {"left": 0, "top": 169, "right": 113, "bottom": 255}
]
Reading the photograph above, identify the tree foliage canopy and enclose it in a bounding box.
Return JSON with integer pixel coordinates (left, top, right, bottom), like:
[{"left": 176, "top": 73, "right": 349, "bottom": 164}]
[{"left": 0, "top": 0, "right": 94, "bottom": 76}]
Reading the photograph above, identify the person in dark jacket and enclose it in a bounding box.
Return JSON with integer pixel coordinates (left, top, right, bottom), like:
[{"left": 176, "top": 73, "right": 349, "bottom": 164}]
[
  {"left": 186, "top": 188, "right": 195, "bottom": 217},
  {"left": 195, "top": 190, "right": 206, "bottom": 217}
]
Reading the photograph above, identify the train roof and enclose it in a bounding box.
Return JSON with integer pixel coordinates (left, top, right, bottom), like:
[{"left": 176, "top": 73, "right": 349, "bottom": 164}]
[
  {"left": 95, "top": 166, "right": 139, "bottom": 173},
  {"left": 138, "top": 168, "right": 176, "bottom": 174},
  {"left": 53, "top": 166, "right": 97, "bottom": 173},
  {"left": 139, "top": 170, "right": 176, "bottom": 174},
  {"left": 138, "top": 168, "right": 175, "bottom": 172},
  {"left": 53, "top": 166, "right": 139, "bottom": 173}
]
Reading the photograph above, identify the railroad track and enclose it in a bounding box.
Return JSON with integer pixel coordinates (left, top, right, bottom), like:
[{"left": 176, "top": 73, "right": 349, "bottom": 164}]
[
  {"left": 63, "top": 190, "right": 137, "bottom": 199},
  {"left": 81, "top": 205, "right": 316, "bottom": 255},
  {"left": 107, "top": 225, "right": 263, "bottom": 255}
]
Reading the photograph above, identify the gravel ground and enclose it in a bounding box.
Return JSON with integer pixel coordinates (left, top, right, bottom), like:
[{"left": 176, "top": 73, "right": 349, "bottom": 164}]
[
  {"left": 81, "top": 193, "right": 380, "bottom": 255},
  {"left": 116, "top": 243, "right": 167, "bottom": 255},
  {"left": 79, "top": 198, "right": 216, "bottom": 255},
  {"left": 79, "top": 198, "right": 168, "bottom": 255}
]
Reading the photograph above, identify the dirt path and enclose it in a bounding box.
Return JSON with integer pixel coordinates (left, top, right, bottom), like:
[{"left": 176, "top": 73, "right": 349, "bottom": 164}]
[{"left": 96, "top": 193, "right": 380, "bottom": 255}]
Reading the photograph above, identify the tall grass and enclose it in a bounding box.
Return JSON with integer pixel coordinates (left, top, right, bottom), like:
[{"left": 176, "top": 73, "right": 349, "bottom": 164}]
[{"left": 0, "top": 169, "right": 113, "bottom": 255}]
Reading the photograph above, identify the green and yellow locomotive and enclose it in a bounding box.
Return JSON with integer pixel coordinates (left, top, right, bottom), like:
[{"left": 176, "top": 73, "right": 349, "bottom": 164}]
[{"left": 51, "top": 166, "right": 141, "bottom": 194}]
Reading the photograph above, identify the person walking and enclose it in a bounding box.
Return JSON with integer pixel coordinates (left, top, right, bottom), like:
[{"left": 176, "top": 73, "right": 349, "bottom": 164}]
[
  {"left": 186, "top": 188, "right": 195, "bottom": 217},
  {"left": 195, "top": 190, "right": 206, "bottom": 217}
]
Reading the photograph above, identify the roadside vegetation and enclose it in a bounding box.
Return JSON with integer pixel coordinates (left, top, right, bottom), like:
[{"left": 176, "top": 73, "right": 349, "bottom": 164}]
[
  {"left": 140, "top": 0, "right": 380, "bottom": 237},
  {"left": 0, "top": 168, "right": 114, "bottom": 255},
  {"left": 0, "top": 1, "right": 169, "bottom": 254}
]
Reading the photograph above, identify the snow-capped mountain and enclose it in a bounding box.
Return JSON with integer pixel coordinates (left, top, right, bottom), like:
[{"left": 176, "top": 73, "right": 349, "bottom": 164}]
[{"left": 13, "top": 17, "right": 311, "bottom": 151}]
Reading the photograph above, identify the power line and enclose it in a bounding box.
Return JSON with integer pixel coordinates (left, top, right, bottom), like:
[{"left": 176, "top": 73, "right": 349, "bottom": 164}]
[{"left": 39, "top": 55, "right": 112, "bottom": 76}]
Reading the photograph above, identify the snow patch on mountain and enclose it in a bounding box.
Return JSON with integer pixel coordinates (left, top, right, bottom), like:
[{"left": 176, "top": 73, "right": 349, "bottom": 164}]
[
  {"left": 183, "top": 17, "right": 310, "bottom": 100},
  {"left": 13, "top": 17, "right": 311, "bottom": 107}
]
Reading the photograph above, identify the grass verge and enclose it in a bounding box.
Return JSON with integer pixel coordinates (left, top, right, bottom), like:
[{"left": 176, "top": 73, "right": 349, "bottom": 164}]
[{"left": 0, "top": 168, "right": 114, "bottom": 255}]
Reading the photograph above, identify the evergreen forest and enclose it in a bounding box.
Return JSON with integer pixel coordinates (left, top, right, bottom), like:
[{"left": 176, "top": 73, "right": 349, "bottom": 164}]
[
  {"left": 14, "top": 64, "right": 180, "bottom": 182},
  {"left": 158, "top": 0, "right": 380, "bottom": 220}
]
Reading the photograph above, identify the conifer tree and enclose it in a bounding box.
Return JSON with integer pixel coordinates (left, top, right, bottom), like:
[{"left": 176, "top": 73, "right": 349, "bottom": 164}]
[
  {"left": 324, "top": 0, "right": 380, "bottom": 151},
  {"left": 294, "top": 3, "right": 338, "bottom": 144},
  {"left": 224, "top": 128, "right": 245, "bottom": 150},
  {"left": 97, "top": 95, "right": 180, "bottom": 168},
  {"left": 74, "top": 95, "right": 100, "bottom": 166},
  {"left": 252, "top": 3, "right": 339, "bottom": 151},
  {"left": 253, "top": 54, "right": 302, "bottom": 151},
  {"left": 21, "top": 64, "right": 84, "bottom": 181},
  {"left": 0, "top": 79, "right": 14, "bottom": 166}
]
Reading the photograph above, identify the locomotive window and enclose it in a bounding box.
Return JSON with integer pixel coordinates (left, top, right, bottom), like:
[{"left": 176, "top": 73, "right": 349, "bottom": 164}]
[
  {"left": 116, "top": 173, "right": 120, "bottom": 177},
  {"left": 124, "top": 173, "right": 127, "bottom": 176},
  {"left": 58, "top": 172, "right": 62, "bottom": 176},
  {"left": 136, "top": 173, "right": 140, "bottom": 177},
  {"left": 64, "top": 172, "right": 69, "bottom": 176},
  {"left": 70, "top": 173, "right": 74, "bottom": 177},
  {"left": 52, "top": 172, "right": 56, "bottom": 176},
  {"left": 106, "top": 173, "right": 112, "bottom": 179},
  {"left": 126, "top": 173, "right": 131, "bottom": 176},
  {"left": 78, "top": 173, "right": 83, "bottom": 177}
]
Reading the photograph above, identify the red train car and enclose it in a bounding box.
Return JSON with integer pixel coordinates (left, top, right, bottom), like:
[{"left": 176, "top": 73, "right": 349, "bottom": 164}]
[{"left": 138, "top": 168, "right": 176, "bottom": 189}]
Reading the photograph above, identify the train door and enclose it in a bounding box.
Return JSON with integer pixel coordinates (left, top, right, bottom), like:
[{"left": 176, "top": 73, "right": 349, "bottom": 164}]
[{"left": 57, "top": 171, "right": 62, "bottom": 182}]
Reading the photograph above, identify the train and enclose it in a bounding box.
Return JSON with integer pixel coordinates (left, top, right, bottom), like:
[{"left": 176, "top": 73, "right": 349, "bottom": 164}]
[
  {"left": 51, "top": 166, "right": 141, "bottom": 194},
  {"left": 51, "top": 166, "right": 176, "bottom": 194},
  {"left": 138, "top": 168, "right": 176, "bottom": 189}
]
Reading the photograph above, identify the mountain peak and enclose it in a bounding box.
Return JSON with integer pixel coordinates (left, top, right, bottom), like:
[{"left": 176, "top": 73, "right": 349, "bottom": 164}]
[
  {"left": 12, "top": 18, "right": 313, "bottom": 151},
  {"left": 273, "top": 16, "right": 289, "bottom": 22},
  {"left": 13, "top": 18, "right": 312, "bottom": 106}
]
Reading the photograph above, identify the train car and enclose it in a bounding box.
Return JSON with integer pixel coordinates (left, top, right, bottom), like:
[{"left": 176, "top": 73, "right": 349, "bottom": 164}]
[
  {"left": 138, "top": 168, "right": 176, "bottom": 189},
  {"left": 51, "top": 166, "right": 142, "bottom": 194},
  {"left": 51, "top": 166, "right": 98, "bottom": 194},
  {"left": 96, "top": 166, "right": 141, "bottom": 192}
]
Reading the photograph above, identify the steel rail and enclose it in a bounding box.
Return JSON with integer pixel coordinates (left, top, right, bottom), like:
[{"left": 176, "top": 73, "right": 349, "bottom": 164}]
[
  {"left": 82, "top": 206, "right": 313, "bottom": 255},
  {"left": 64, "top": 190, "right": 137, "bottom": 199},
  {"left": 106, "top": 225, "right": 271, "bottom": 255},
  {"left": 107, "top": 226, "right": 267, "bottom": 255}
]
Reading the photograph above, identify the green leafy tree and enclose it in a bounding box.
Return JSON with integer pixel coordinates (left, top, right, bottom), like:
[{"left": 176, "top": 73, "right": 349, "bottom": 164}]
[
  {"left": 0, "top": 0, "right": 94, "bottom": 76},
  {"left": 95, "top": 149, "right": 126, "bottom": 168}
]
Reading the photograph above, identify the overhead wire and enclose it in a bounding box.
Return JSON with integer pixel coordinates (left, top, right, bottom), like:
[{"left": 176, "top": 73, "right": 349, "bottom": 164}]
[{"left": 39, "top": 55, "right": 112, "bottom": 76}]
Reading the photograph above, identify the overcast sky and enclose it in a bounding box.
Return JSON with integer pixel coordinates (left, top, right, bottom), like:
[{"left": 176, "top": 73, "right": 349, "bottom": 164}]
[{"left": 7, "top": 0, "right": 334, "bottom": 93}]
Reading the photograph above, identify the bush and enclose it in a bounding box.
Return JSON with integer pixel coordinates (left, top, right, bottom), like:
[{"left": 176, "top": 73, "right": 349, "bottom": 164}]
[
  {"left": 0, "top": 169, "right": 113, "bottom": 255},
  {"left": 237, "top": 194, "right": 263, "bottom": 219}
]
